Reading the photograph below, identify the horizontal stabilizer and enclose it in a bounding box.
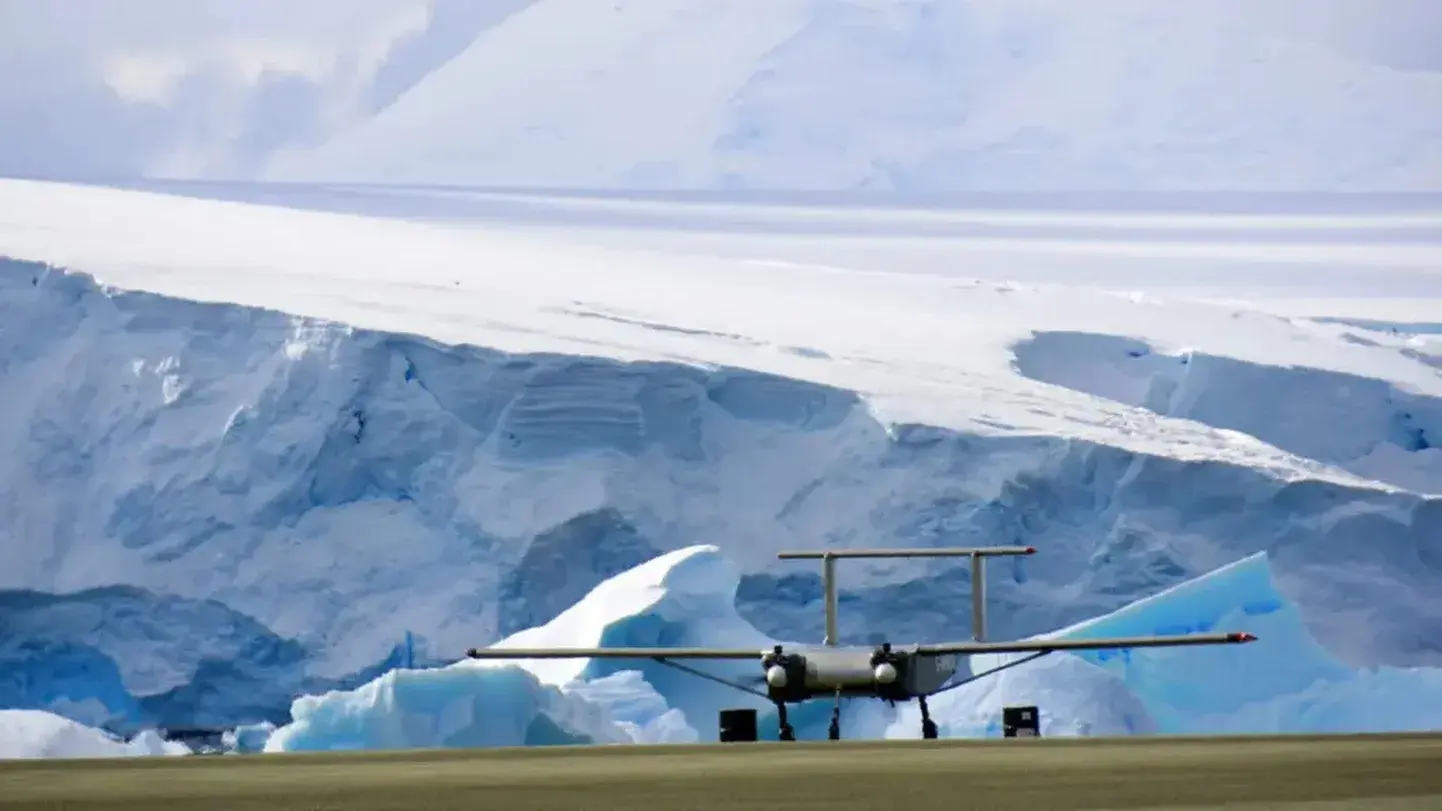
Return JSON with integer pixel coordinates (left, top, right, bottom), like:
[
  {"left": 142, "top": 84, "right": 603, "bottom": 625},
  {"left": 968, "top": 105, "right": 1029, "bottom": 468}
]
[{"left": 776, "top": 546, "right": 1035, "bottom": 560}]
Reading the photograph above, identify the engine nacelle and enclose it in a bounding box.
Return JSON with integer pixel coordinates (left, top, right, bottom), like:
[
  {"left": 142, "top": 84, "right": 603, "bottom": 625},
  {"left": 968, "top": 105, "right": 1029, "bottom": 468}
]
[
  {"left": 868, "top": 642, "right": 912, "bottom": 701},
  {"left": 761, "top": 646, "right": 810, "bottom": 702}
]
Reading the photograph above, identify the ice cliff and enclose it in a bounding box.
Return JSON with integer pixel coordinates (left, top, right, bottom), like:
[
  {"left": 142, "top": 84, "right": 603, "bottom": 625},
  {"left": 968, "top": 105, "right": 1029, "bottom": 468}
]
[{"left": 2, "top": 257, "right": 1441, "bottom": 744}]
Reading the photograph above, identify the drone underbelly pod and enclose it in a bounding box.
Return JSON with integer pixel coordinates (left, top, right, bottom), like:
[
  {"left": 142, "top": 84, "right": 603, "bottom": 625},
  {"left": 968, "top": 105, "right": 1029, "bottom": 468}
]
[{"left": 803, "top": 649, "right": 895, "bottom": 689}]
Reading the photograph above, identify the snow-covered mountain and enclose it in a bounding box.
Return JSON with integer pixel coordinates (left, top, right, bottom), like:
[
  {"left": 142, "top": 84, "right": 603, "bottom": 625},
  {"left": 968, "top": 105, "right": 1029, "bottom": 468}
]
[
  {"left": 3, "top": 1, "right": 1440, "bottom": 189},
  {"left": 1, "top": 177, "right": 1440, "bottom": 747},
  {"left": 262, "top": 0, "right": 1442, "bottom": 190}
]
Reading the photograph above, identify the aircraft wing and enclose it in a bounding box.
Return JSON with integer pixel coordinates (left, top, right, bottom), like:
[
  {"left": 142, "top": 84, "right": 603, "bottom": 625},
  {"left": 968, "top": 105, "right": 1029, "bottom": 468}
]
[
  {"left": 916, "top": 631, "right": 1256, "bottom": 656},
  {"left": 464, "top": 646, "right": 767, "bottom": 660}
]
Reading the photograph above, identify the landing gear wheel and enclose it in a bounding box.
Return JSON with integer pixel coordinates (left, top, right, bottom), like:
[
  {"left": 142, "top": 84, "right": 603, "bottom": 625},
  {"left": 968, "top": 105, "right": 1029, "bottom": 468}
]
[{"left": 919, "top": 696, "right": 939, "bottom": 740}]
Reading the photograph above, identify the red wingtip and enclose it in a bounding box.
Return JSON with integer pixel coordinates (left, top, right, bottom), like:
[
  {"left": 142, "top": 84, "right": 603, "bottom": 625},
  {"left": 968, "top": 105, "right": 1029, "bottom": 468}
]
[
  {"left": 1228, "top": 632, "right": 1257, "bottom": 643},
  {"left": 1024, "top": 546, "right": 1037, "bottom": 554}
]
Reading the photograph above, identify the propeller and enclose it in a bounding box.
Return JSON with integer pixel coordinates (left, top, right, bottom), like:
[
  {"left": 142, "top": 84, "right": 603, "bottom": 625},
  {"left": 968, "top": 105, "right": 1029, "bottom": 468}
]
[{"left": 870, "top": 641, "right": 901, "bottom": 684}]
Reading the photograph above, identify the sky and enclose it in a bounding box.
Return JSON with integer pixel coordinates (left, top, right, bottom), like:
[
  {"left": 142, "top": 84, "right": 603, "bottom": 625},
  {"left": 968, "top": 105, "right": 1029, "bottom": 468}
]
[{"left": 0, "top": 0, "right": 508, "bottom": 179}]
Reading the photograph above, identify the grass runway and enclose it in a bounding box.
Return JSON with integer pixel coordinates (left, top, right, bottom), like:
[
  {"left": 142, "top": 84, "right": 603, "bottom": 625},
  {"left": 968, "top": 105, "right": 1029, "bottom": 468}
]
[{"left": 3, "top": 734, "right": 1442, "bottom": 811}]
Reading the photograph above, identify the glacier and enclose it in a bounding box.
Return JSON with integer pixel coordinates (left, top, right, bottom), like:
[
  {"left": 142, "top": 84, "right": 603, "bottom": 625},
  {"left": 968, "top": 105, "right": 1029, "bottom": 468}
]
[{"left": 1, "top": 178, "right": 1441, "bottom": 752}]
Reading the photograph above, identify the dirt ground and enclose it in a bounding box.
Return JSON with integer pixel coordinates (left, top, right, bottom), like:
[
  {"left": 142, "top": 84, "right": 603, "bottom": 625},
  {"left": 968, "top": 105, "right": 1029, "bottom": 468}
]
[{"left": 3, "top": 733, "right": 1441, "bottom": 811}]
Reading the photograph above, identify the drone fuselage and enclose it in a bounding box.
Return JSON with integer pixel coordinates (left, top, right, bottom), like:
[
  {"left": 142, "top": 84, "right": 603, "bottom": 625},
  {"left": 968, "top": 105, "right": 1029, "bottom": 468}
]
[{"left": 760, "top": 645, "right": 960, "bottom": 703}]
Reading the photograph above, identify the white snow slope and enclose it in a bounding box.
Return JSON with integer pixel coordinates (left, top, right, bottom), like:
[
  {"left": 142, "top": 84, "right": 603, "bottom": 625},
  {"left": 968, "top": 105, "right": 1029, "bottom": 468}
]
[
  {"left": 262, "top": 0, "right": 1442, "bottom": 191},
  {"left": 1, "top": 177, "right": 1441, "bottom": 744}
]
